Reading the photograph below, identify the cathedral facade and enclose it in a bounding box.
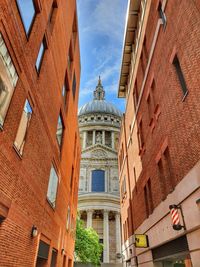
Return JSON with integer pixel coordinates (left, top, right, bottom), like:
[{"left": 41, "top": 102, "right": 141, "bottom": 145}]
[{"left": 78, "top": 78, "right": 122, "bottom": 264}]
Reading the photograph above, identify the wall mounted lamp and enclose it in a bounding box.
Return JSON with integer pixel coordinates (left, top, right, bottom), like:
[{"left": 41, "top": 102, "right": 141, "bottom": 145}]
[
  {"left": 61, "top": 248, "right": 65, "bottom": 255},
  {"left": 31, "top": 225, "right": 38, "bottom": 238},
  {"left": 196, "top": 198, "right": 200, "bottom": 210}
]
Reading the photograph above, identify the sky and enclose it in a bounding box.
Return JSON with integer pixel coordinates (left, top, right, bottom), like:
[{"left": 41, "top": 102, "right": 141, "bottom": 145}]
[{"left": 77, "top": 0, "right": 128, "bottom": 112}]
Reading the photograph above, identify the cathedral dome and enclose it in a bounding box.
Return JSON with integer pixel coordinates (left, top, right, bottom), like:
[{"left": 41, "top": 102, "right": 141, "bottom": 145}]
[
  {"left": 78, "top": 77, "right": 122, "bottom": 117},
  {"left": 78, "top": 99, "right": 122, "bottom": 117}
]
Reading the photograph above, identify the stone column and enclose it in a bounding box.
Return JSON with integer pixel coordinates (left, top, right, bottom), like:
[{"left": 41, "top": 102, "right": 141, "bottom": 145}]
[
  {"left": 103, "top": 210, "right": 109, "bottom": 263},
  {"left": 87, "top": 210, "right": 93, "bottom": 228},
  {"left": 115, "top": 212, "right": 122, "bottom": 262},
  {"left": 92, "top": 130, "right": 96, "bottom": 145},
  {"left": 83, "top": 131, "right": 87, "bottom": 149},
  {"left": 102, "top": 130, "right": 105, "bottom": 145},
  {"left": 111, "top": 132, "right": 115, "bottom": 149}
]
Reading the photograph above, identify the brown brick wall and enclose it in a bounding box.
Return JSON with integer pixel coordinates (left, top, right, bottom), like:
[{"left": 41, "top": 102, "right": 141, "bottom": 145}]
[
  {"left": 0, "top": 0, "right": 80, "bottom": 266},
  {"left": 119, "top": 0, "right": 200, "bottom": 239}
]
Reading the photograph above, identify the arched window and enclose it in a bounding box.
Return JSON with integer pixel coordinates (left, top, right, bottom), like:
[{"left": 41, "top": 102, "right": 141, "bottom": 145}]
[{"left": 92, "top": 170, "right": 105, "bottom": 192}]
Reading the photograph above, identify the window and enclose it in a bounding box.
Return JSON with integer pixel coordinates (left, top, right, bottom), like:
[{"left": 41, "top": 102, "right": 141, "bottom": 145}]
[
  {"left": 158, "top": 2, "right": 167, "bottom": 28},
  {"left": 157, "top": 146, "right": 174, "bottom": 200},
  {"left": 14, "top": 100, "right": 32, "bottom": 155},
  {"left": 36, "top": 240, "right": 50, "bottom": 265},
  {"left": 121, "top": 177, "right": 127, "bottom": 199},
  {"left": 70, "top": 166, "right": 74, "bottom": 189},
  {"left": 62, "top": 74, "right": 70, "bottom": 109},
  {"left": 137, "top": 119, "right": 144, "bottom": 151},
  {"left": 72, "top": 72, "right": 76, "bottom": 98},
  {"left": 72, "top": 13, "right": 77, "bottom": 49},
  {"left": 133, "top": 80, "right": 138, "bottom": 112},
  {"left": 50, "top": 249, "right": 57, "bottom": 267},
  {"left": 0, "top": 33, "right": 18, "bottom": 127},
  {"left": 173, "top": 55, "right": 188, "bottom": 97},
  {"left": 16, "top": 0, "right": 38, "bottom": 35},
  {"left": 105, "top": 131, "right": 111, "bottom": 147},
  {"left": 35, "top": 37, "right": 47, "bottom": 73},
  {"left": 147, "top": 79, "right": 156, "bottom": 123},
  {"left": 68, "top": 43, "right": 73, "bottom": 74},
  {"left": 92, "top": 170, "right": 105, "bottom": 192},
  {"left": 73, "top": 133, "right": 77, "bottom": 158},
  {"left": 47, "top": 165, "right": 59, "bottom": 208},
  {"left": 133, "top": 167, "right": 137, "bottom": 192},
  {"left": 48, "top": 0, "right": 58, "bottom": 25},
  {"left": 56, "top": 113, "right": 64, "bottom": 147},
  {"left": 144, "top": 179, "right": 153, "bottom": 217},
  {"left": 66, "top": 205, "right": 70, "bottom": 230}
]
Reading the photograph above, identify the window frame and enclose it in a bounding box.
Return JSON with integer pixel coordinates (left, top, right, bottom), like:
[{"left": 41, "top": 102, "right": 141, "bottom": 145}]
[
  {"left": 62, "top": 73, "right": 70, "bottom": 110},
  {"left": 16, "top": 0, "right": 39, "bottom": 38},
  {"left": 46, "top": 164, "right": 59, "bottom": 209},
  {"left": 35, "top": 36, "right": 47, "bottom": 74},
  {"left": 0, "top": 33, "right": 19, "bottom": 129},
  {"left": 158, "top": 2, "right": 167, "bottom": 28},
  {"left": 91, "top": 169, "right": 105, "bottom": 192},
  {"left": 13, "top": 99, "right": 33, "bottom": 157},
  {"left": 173, "top": 55, "right": 188, "bottom": 100},
  {"left": 56, "top": 112, "right": 65, "bottom": 149},
  {"left": 72, "top": 72, "right": 76, "bottom": 99}
]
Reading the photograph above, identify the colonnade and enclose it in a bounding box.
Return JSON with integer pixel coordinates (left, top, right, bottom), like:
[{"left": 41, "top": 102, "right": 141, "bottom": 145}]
[
  {"left": 85, "top": 209, "right": 121, "bottom": 263},
  {"left": 82, "top": 130, "right": 115, "bottom": 149}
]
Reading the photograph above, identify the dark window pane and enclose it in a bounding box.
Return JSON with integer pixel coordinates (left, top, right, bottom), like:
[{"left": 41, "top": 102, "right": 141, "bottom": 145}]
[
  {"left": 16, "top": 0, "right": 36, "bottom": 35},
  {"left": 37, "top": 240, "right": 50, "bottom": 260},
  {"left": 62, "top": 74, "right": 70, "bottom": 108},
  {"left": 72, "top": 73, "right": 76, "bottom": 98},
  {"left": 50, "top": 249, "right": 57, "bottom": 267},
  {"left": 173, "top": 55, "right": 188, "bottom": 96},
  {"left": 92, "top": 170, "right": 105, "bottom": 192}
]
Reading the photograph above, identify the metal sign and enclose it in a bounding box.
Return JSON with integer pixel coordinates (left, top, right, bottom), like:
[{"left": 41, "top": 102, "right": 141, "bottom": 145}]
[{"left": 135, "top": 234, "right": 149, "bottom": 248}]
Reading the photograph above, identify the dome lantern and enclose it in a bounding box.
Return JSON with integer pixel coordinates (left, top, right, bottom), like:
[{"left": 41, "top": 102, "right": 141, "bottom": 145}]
[{"left": 93, "top": 76, "right": 105, "bottom": 100}]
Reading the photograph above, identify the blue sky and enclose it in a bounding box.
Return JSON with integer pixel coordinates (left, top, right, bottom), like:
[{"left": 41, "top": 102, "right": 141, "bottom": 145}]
[{"left": 77, "top": 0, "right": 128, "bottom": 112}]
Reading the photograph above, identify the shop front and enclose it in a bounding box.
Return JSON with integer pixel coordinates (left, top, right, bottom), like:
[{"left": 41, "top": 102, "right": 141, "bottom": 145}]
[{"left": 152, "top": 235, "right": 193, "bottom": 267}]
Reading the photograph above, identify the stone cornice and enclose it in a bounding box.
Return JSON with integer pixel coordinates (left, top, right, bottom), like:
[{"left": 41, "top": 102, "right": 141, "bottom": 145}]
[{"left": 81, "top": 143, "right": 117, "bottom": 155}]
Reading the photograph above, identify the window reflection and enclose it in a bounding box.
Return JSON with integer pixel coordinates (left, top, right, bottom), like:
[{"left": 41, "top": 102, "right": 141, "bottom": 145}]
[
  {"left": 16, "top": 0, "right": 36, "bottom": 35},
  {"left": 92, "top": 170, "right": 105, "bottom": 192},
  {"left": 14, "top": 100, "right": 32, "bottom": 155}
]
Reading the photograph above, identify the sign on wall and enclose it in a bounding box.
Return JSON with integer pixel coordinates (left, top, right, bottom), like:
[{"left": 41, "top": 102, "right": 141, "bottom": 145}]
[{"left": 135, "top": 234, "right": 149, "bottom": 248}]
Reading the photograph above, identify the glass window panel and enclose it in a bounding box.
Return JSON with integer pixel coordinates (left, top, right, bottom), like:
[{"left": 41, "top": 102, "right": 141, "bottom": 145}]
[
  {"left": 16, "top": 0, "right": 36, "bottom": 34},
  {"left": 56, "top": 114, "right": 64, "bottom": 147},
  {"left": 92, "top": 170, "right": 105, "bottom": 192},
  {"left": 47, "top": 165, "right": 59, "bottom": 208},
  {"left": 66, "top": 206, "right": 70, "bottom": 230},
  {"left": 35, "top": 40, "right": 45, "bottom": 72},
  {"left": 14, "top": 100, "right": 32, "bottom": 155},
  {"left": 0, "top": 34, "right": 18, "bottom": 126},
  {"left": 72, "top": 73, "right": 76, "bottom": 98}
]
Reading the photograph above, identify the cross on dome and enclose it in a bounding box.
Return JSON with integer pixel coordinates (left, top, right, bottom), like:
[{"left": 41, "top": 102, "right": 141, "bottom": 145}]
[{"left": 93, "top": 76, "right": 105, "bottom": 100}]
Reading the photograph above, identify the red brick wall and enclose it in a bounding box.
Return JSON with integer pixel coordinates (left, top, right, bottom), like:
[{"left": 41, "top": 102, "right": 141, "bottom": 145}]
[
  {"left": 119, "top": 0, "right": 200, "bottom": 239},
  {"left": 0, "top": 0, "right": 80, "bottom": 266}
]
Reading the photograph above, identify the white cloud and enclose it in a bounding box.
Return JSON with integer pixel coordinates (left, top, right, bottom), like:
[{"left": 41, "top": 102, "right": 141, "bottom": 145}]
[{"left": 79, "top": 0, "right": 127, "bottom": 41}]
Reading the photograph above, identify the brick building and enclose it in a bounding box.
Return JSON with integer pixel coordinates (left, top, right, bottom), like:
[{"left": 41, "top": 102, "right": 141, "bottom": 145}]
[
  {"left": 118, "top": 0, "right": 200, "bottom": 266},
  {"left": 0, "top": 0, "right": 80, "bottom": 266}
]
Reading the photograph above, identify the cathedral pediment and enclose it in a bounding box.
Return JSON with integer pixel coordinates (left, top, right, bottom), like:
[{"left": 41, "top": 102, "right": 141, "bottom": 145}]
[{"left": 81, "top": 144, "right": 117, "bottom": 159}]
